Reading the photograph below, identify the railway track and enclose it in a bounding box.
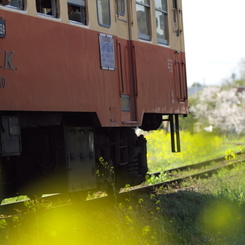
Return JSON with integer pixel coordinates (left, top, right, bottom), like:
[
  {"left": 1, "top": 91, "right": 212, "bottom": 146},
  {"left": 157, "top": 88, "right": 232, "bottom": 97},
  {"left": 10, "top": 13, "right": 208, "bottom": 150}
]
[
  {"left": 121, "top": 149, "right": 245, "bottom": 195},
  {"left": 143, "top": 154, "right": 245, "bottom": 192},
  {"left": 1, "top": 149, "right": 245, "bottom": 216},
  {"left": 150, "top": 149, "right": 245, "bottom": 178}
]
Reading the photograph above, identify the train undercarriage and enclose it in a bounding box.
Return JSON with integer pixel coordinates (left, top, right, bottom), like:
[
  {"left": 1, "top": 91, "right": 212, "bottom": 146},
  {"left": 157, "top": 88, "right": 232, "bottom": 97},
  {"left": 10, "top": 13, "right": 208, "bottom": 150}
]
[{"left": 0, "top": 112, "right": 149, "bottom": 201}]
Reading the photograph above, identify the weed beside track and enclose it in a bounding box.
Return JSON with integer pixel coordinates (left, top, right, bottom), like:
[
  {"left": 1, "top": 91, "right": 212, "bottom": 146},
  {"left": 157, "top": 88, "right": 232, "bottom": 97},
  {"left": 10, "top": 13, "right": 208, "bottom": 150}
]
[{"left": 1, "top": 160, "right": 245, "bottom": 245}]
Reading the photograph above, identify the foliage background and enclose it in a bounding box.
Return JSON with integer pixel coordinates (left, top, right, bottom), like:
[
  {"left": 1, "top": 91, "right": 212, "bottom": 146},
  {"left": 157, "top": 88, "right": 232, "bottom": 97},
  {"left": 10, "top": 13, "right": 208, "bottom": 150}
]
[
  {"left": 191, "top": 87, "right": 245, "bottom": 136},
  {"left": 145, "top": 131, "right": 225, "bottom": 171}
]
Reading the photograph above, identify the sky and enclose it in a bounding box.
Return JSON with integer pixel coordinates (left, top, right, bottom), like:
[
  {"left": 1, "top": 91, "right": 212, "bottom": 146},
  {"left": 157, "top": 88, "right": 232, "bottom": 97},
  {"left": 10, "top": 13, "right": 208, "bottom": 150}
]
[{"left": 182, "top": 0, "right": 245, "bottom": 86}]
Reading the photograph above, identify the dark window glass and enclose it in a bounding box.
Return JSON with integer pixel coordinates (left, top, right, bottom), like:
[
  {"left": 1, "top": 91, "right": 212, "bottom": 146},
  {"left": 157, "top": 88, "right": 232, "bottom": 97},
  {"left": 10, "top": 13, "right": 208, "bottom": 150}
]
[
  {"left": 155, "top": 0, "right": 168, "bottom": 45},
  {"left": 136, "top": 0, "right": 151, "bottom": 40},
  {"left": 4, "top": 0, "right": 24, "bottom": 10},
  {"left": 116, "top": 0, "right": 125, "bottom": 16},
  {"left": 97, "top": 0, "right": 111, "bottom": 27},
  {"left": 68, "top": 0, "right": 86, "bottom": 25},
  {"left": 155, "top": 0, "right": 167, "bottom": 11},
  {"left": 36, "top": 0, "right": 58, "bottom": 18},
  {"left": 139, "top": 0, "right": 150, "bottom": 5},
  {"left": 172, "top": 0, "right": 179, "bottom": 37}
]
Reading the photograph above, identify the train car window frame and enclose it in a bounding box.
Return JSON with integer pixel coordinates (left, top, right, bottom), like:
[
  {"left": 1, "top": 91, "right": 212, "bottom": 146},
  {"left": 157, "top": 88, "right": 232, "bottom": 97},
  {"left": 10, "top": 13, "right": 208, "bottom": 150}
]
[
  {"left": 155, "top": 0, "right": 169, "bottom": 45},
  {"left": 68, "top": 0, "right": 87, "bottom": 25},
  {"left": 3, "top": 0, "right": 24, "bottom": 10},
  {"left": 136, "top": 0, "right": 151, "bottom": 41},
  {"left": 172, "top": 0, "right": 179, "bottom": 37},
  {"left": 97, "top": 0, "right": 111, "bottom": 28},
  {"left": 115, "top": 0, "right": 125, "bottom": 16},
  {"left": 36, "top": 0, "right": 58, "bottom": 18}
]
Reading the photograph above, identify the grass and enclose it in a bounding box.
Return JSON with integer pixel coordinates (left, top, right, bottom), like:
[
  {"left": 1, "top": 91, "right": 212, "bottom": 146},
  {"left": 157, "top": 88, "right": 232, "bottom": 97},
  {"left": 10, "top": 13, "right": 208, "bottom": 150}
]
[
  {"left": 161, "top": 152, "right": 245, "bottom": 181},
  {"left": 145, "top": 130, "right": 245, "bottom": 172},
  {"left": 1, "top": 161, "right": 245, "bottom": 244},
  {"left": 1, "top": 131, "right": 245, "bottom": 244},
  {"left": 161, "top": 162, "right": 245, "bottom": 245}
]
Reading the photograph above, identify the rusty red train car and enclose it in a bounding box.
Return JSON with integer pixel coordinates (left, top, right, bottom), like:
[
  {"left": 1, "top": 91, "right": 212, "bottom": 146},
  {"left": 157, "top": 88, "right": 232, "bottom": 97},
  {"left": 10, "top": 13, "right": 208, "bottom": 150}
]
[{"left": 0, "top": 0, "right": 188, "bottom": 200}]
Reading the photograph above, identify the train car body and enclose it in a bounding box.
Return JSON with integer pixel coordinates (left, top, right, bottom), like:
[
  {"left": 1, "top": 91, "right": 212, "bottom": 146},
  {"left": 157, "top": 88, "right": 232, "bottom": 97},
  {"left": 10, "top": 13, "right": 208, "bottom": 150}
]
[{"left": 0, "top": 0, "right": 188, "bottom": 200}]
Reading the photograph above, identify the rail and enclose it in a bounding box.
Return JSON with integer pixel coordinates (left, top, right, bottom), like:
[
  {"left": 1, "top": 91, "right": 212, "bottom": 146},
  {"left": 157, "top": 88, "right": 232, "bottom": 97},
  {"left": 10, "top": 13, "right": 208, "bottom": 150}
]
[{"left": 1, "top": 150, "right": 244, "bottom": 216}]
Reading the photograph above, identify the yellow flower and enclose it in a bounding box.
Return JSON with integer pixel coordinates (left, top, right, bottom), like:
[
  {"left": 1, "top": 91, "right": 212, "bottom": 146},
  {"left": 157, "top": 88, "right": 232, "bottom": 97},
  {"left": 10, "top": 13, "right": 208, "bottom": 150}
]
[
  {"left": 142, "top": 226, "right": 150, "bottom": 235},
  {"left": 150, "top": 194, "right": 155, "bottom": 199},
  {"left": 138, "top": 198, "right": 144, "bottom": 203},
  {"left": 156, "top": 207, "right": 161, "bottom": 211},
  {"left": 128, "top": 206, "right": 133, "bottom": 211}
]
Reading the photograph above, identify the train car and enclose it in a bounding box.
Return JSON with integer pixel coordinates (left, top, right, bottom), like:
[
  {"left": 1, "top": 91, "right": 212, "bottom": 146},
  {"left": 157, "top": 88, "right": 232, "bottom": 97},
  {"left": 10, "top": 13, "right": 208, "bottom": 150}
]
[{"left": 0, "top": 0, "right": 188, "bottom": 201}]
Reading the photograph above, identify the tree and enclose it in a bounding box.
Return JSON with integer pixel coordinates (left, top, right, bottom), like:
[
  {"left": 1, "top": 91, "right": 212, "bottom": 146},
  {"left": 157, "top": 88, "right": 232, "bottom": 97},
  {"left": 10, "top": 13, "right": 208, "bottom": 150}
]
[
  {"left": 191, "top": 86, "right": 245, "bottom": 136},
  {"left": 191, "top": 82, "right": 203, "bottom": 88}
]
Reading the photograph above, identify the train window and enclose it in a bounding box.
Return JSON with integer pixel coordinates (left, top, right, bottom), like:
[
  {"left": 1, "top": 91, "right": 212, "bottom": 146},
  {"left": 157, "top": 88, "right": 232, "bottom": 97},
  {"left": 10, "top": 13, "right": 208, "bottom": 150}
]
[
  {"left": 97, "top": 0, "right": 111, "bottom": 27},
  {"left": 68, "top": 0, "right": 86, "bottom": 25},
  {"left": 5, "top": 0, "right": 24, "bottom": 10},
  {"left": 155, "top": 0, "right": 168, "bottom": 45},
  {"left": 136, "top": 0, "right": 151, "bottom": 41},
  {"left": 115, "top": 0, "right": 125, "bottom": 16},
  {"left": 36, "top": 0, "right": 58, "bottom": 18},
  {"left": 172, "top": 0, "right": 179, "bottom": 37}
]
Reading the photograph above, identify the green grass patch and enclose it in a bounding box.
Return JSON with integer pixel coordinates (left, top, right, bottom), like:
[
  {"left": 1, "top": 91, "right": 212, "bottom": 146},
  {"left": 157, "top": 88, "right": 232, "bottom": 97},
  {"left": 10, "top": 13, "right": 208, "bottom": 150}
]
[
  {"left": 1, "top": 163, "right": 245, "bottom": 244},
  {"left": 146, "top": 130, "right": 245, "bottom": 172},
  {"left": 1, "top": 132, "right": 245, "bottom": 244}
]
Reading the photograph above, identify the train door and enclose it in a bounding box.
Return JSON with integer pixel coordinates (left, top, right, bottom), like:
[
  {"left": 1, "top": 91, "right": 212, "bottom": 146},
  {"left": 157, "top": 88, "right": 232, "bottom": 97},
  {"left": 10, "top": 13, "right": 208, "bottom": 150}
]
[
  {"left": 114, "top": 0, "right": 138, "bottom": 124},
  {"left": 172, "top": 0, "right": 187, "bottom": 102}
]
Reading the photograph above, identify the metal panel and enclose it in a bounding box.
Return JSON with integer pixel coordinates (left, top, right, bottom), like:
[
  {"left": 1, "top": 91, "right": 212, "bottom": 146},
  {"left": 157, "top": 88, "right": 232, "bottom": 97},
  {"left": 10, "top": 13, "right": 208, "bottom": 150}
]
[
  {"left": 66, "top": 127, "right": 96, "bottom": 192},
  {"left": 0, "top": 115, "right": 21, "bottom": 156}
]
